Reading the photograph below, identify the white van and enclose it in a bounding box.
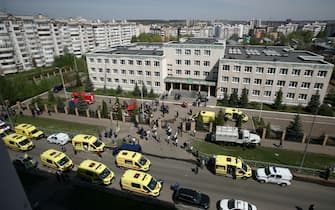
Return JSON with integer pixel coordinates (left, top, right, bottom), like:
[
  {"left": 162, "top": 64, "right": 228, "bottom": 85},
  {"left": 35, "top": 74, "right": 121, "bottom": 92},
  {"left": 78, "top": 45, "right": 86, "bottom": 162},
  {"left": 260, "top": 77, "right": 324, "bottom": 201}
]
[
  {"left": 47, "top": 133, "right": 70, "bottom": 145},
  {"left": 256, "top": 166, "right": 293, "bottom": 187}
]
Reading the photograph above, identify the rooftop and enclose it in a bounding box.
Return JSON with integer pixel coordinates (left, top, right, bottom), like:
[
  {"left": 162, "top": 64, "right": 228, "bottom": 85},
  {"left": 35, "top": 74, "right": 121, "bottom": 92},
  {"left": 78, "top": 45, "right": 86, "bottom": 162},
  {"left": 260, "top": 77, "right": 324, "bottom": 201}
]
[
  {"left": 224, "top": 45, "right": 330, "bottom": 64},
  {"left": 93, "top": 43, "right": 164, "bottom": 56},
  {"left": 170, "top": 38, "right": 224, "bottom": 45}
]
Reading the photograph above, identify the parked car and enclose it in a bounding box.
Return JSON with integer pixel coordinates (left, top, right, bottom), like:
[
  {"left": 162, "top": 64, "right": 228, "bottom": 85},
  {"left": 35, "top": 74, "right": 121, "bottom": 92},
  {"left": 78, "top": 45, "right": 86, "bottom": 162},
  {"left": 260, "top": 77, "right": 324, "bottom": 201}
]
[
  {"left": 13, "top": 154, "right": 38, "bottom": 170},
  {"left": 255, "top": 166, "right": 293, "bottom": 187},
  {"left": 47, "top": 133, "right": 70, "bottom": 145},
  {"left": 172, "top": 187, "right": 210, "bottom": 209},
  {"left": 52, "top": 84, "right": 63, "bottom": 93},
  {"left": 217, "top": 199, "right": 257, "bottom": 210}
]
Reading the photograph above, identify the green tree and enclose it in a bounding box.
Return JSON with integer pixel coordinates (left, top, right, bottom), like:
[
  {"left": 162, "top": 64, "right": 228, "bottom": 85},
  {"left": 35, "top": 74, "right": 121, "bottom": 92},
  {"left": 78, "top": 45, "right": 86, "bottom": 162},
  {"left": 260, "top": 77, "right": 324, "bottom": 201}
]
[
  {"left": 239, "top": 88, "right": 249, "bottom": 108},
  {"left": 148, "top": 87, "right": 155, "bottom": 98},
  {"left": 116, "top": 85, "right": 123, "bottom": 95},
  {"left": 142, "top": 84, "right": 148, "bottom": 97},
  {"left": 216, "top": 109, "right": 225, "bottom": 126},
  {"left": 306, "top": 91, "right": 320, "bottom": 114},
  {"left": 318, "top": 103, "right": 334, "bottom": 116},
  {"left": 101, "top": 100, "right": 109, "bottom": 118},
  {"left": 133, "top": 83, "right": 141, "bottom": 97},
  {"left": 131, "top": 35, "right": 137, "bottom": 43},
  {"left": 286, "top": 114, "right": 304, "bottom": 141},
  {"left": 75, "top": 71, "right": 82, "bottom": 87},
  {"left": 273, "top": 88, "right": 283, "bottom": 110},
  {"left": 229, "top": 92, "right": 238, "bottom": 107},
  {"left": 84, "top": 76, "right": 94, "bottom": 92},
  {"left": 77, "top": 96, "right": 88, "bottom": 115},
  {"left": 195, "top": 115, "right": 204, "bottom": 131},
  {"left": 221, "top": 92, "right": 229, "bottom": 106},
  {"left": 56, "top": 97, "right": 65, "bottom": 112},
  {"left": 47, "top": 90, "right": 56, "bottom": 104}
]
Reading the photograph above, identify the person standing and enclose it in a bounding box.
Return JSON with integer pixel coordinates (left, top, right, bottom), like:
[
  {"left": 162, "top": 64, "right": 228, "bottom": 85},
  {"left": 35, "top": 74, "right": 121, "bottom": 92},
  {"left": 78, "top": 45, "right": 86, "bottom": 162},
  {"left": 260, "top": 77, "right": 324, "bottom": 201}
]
[{"left": 308, "top": 204, "right": 314, "bottom": 210}]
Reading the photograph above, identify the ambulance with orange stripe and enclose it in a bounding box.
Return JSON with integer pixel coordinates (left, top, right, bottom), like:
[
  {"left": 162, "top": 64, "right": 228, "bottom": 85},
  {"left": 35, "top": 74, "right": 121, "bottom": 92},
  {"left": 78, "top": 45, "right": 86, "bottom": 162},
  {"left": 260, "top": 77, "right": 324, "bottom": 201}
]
[{"left": 120, "top": 169, "right": 162, "bottom": 197}]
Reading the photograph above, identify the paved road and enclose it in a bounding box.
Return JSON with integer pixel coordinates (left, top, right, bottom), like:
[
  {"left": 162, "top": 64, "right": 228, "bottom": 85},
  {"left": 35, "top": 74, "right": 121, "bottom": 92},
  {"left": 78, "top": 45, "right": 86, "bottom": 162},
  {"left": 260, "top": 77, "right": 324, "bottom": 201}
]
[{"left": 7, "top": 138, "right": 335, "bottom": 210}]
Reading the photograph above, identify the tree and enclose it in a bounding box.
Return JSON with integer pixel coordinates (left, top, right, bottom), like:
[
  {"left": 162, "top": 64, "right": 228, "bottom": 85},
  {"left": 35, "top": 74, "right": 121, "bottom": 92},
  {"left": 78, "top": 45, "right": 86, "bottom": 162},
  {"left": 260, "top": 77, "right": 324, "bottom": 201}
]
[
  {"left": 76, "top": 96, "right": 88, "bottom": 115},
  {"left": 306, "top": 91, "right": 320, "bottom": 114},
  {"left": 133, "top": 83, "right": 141, "bottom": 97},
  {"left": 75, "top": 71, "right": 82, "bottom": 87},
  {"left": 195, "top": 115, "right": 204, "bottom": 131},
  {"left": 142, "top": 84, "right": 148, "bottom": 97},
  {"left": 235, "top": 115, "right": 243, "bottom": 128},
  {"left": 56, "top": 97, "right": 65, "bottom": 112},
  {"left": 286, "top": 114, "right": 304, "bottom": 141},
  {"left": 47, "top": 90, "right": 56, "bottom": 104},
  {"left": 148, "top": 87, "right": 155, "bottom": 98},
  {"left": 116, "top": 85, "right": 123, "bottom": 95},
  {"left": 216, "top": 109, "right": 225, "bottom": 126},
  {"left": 273, "top": 88, "right": 283, "bottom": 110},
  {"left": 221, "top": 92, "right": 229, "bottom": 106},
  {"left": 84, "top": 76, "right": 94, "bottom": 92},
  {"left": 101, "top": 100, "right": 109, "bottom": 118},
  {"left": 229, "top": 92, "right": 238, "bottom": 107},
  {"left": 318, "top": 103, "right": 334, "bottom": 116},
  {"left": 239, "top": 88, "right": 249, "bottom": 108}
]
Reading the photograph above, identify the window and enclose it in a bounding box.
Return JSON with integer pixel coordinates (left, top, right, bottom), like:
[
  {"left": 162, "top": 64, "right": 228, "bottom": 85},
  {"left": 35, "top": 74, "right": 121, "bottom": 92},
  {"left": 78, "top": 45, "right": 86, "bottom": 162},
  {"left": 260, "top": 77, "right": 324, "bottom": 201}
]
[
  {"left": 120, "top": 70, "right": 126, "bottom": 75},
  {"left": 176, "top": 49, "right": 182, "bottom": 55},
  {"left": 232, "top": 77, "right": 240, "bottom": 83},
  {"left": 137, "top": 70, "right": 143, "bottom": 76},
  {"left": 301, "top": 82, "right": 310, "bottom": 89},
  {"left": 289, "top": 81, "right": 298, "bottom": 88},
  {"left": 92, "top": 77, "right": 97, "bottom": 81},
  {"left": 252, "top": 90, "right": 260, "bottom": 96},
  {"left": 286, "top": 93, "right": 295, "bottom": 99},
  {"left": 256, "top": 67, "right": 264, "bottom": 74},
  {"left": 223, "top": 65, "right": 230, "bottom": 71},
  {"left": 185, "top": 60, "right": 191, "bottom": 65},
  {"left": 267, "top": 68, "right": 276, "bottom": 74},
  {"left": 154, "top": 72, "right": 160, "bottom": 77},
  {"left": 243, "top": 78, "right": 250, "bottom": 84},
  {"left": 97, "top": 58, "right": 102, "bottom": 63},
  {"left": 112, "top": 59, "right": 117, "bottom": 64},
  {"left": 298, "top": 94, "right": 307, "bottom": 100},
  {"left": 233, "top": 66, "right": 241, "bottom": 72},
  {"left": 314, "top": 83, "right": 323, "bottom": 90},
  {"left": 194, "top": 49, "right": 200, "bottom": 55},
  {"left": 222, "top": 76, "right": 229, "bottom": 82},
  {"left": 89, "top": 58, "right": 94, "bottom": 62},
  {"left": 145, "top": 60, "right": 151, "bottom": 66},
  {"left": 154, "top": 61, "right": 160, "bottom": 66},
  {"left": 194, "top": 60, "right": 200, "bottom": 66},
  {"left": 304, "top": 70, "right": 313, "bottom": 77},
  {"left": 91, "top": 67, "right": 96, "bottom": 72},
  {"left": 279, "top": 68, "right": 288, "bottom": 75},
  {"left": 176, "top": 70, "right": 182, "bottom": 75},
  {"left": 203, "top": 71, "right": 209, "bottom": 76},
  {"left": 176, "top": 59, "right": 182, "bottom": 65},
  {"left": 100, "top": 77, "right": 104, "bottom": 81},
  {"left": 203, "top": 61, "right": 210, "bottom": 66},
  {"left": 128, "top": 60, "right": 133, "bottom": 65},
  {"left": 113, "top": 69, "right": 118, "bottom": 74},
  {"left": 265, "top": 80, "right": 273, "bottom": 86},
  {"left": 137, "top": 80, "right": 143, "bottom": 85},
  {"left": 154, "top": 81, "right": 160, "bottom": 87},
  {"left": 99, "top": 68, "right": 103, "bottom": 73},
  {"left": 317, "top": 71, "right": 327, "bottom": 77},
  {"left": 232, "top": 88, "right": 238, "bottom": 93},
  {"left": 146, "top": 71, "right": 151, "bottom": 76},
  {"left": 131, "top": 183, "right": 141, "bottom": 189},
  {"left": 264, "top": 91, "right": 271, "bottom": 97},
  {"left": 107, "top": 78, "right": 111, "bottom": 82},
  {"left": 185, "top": 49, "right": 191, "bottom": 55},
  {"left": 106, "top": 69, "right": 111, "bottom": 73},
  {"left": 129, "top": 70, "right": 134, "bottom": 75},
  {"left": 104, "top": 59, "right": 109, "bottom": 63},
  {"left": 254, "top": 79, "right": 262, "bottom": 85},
  {"left": 292, "top": 69, "right": 300, "bottom": 76},
  {"left": 130, "top": 80, "right": 135, "bottom": 84},
  {"left": 204, "top": 50, "right": 211, "bottom": 56},
  {"left": 184, "top": 70, "right": 191, "bottom": 75},
  {"left": 120, "top": 59, "right": 125, "bottom": 64},
  {"left": 220, "top": 87, "right": 228, "bottom": 93},
  {"left": 244, "top": 66, "right": 252, "bottom": 73},
  {"left": 136, "top": 60, "right": 142, "bottom": 65},
  {"left": 194, "top": 71, "right": 200, "bottom": 76},
  {"left": 277, "top": 80, "right": 286, "bottom": 87},
  {"left": 114, "top": 78, "right": 119, "bottom": 83},
  {"left": 122, "top": 79, "right": 127, "bottom": 84}
]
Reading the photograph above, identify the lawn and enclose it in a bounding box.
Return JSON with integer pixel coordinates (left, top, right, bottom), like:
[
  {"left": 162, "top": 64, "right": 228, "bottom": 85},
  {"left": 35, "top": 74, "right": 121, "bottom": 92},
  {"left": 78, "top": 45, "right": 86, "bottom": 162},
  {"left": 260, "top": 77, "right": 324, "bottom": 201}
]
[
  {"left": 191, "top": 139, "right": 335, "bottom": 170},
  {"left": 10, "top": 115, "right": 102, "bottom": 136}
]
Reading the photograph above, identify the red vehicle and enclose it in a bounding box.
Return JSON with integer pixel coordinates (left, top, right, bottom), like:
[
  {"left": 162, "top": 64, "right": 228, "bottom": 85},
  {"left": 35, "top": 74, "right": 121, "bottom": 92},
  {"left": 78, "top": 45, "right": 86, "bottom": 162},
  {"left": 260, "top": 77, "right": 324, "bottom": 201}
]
[{"left": 71, "top": 92, "right": 95, "bottom": 104}]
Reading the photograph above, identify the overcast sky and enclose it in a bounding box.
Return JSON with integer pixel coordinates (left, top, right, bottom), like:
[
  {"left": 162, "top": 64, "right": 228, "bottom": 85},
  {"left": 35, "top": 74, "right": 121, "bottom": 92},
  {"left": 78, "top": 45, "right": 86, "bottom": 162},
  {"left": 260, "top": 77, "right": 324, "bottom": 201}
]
[{"left": 1, "top": 0, "right": 334, "bottom": 21}]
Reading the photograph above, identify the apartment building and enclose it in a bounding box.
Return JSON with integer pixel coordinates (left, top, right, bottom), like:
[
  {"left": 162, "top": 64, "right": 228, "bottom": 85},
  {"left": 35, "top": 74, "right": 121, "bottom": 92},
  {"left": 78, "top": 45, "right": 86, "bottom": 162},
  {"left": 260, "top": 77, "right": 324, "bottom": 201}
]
[
  {"left": 86, "top": 43, "right": 165, "bottom": 94},
  {"left": 0, "top": 12, "right": 136, "bottom": 74},
  {"left": 218, "top": 45, "right": 333, "bottom": 106}
]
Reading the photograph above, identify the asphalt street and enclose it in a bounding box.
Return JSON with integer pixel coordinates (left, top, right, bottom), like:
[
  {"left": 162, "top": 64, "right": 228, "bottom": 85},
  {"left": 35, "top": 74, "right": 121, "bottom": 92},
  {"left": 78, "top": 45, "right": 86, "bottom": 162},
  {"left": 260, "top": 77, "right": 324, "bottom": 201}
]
[{"left": 7, "top": 138, "right": 335, "bottom": 210}]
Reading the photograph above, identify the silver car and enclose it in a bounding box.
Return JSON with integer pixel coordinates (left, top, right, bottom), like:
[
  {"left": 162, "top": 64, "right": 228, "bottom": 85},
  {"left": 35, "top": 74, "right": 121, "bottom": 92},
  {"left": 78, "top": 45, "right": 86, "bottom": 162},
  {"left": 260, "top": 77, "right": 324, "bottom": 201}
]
[{"left": 47, "top": 133, "right": 70, "bottom": 145}]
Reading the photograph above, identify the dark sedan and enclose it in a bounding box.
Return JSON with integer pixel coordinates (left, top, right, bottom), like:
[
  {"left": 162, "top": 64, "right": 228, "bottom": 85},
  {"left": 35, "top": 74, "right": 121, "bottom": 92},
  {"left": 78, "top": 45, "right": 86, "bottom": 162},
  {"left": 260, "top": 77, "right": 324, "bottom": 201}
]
[{"left": 172, "top": 187, "right": 210, "bottom": 209}]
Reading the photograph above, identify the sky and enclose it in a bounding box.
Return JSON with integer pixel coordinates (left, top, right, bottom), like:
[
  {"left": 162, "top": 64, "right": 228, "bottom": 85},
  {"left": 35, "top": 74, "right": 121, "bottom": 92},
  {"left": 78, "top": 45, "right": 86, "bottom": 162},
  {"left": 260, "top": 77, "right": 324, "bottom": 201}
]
[{"left": 1, "top": 0, "right": 335, "bottom": 21}]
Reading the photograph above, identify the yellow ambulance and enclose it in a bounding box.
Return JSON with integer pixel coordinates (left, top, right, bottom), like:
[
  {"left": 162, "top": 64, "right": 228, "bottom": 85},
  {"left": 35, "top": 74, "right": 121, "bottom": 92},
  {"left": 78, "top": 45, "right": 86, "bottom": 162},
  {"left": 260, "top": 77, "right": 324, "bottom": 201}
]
[
  {"left": 224, "top": 108, "right": 248, "bottom": 122},
  {"left": 40, "top": 149, "right": 74, "bottom": 172},
  {"left": 72, "top": 134, "right": 105, "bottom": 152},
  {"left": 192, "top": 111, "right": 216, "bottom": 124},
  {"left": 115, "top": 150, "right": 151, "bottom": 171},
  {"left": 120, "top": 169, "right": 162, "bottom": 197},
  {"left": 210, "top": 155, "right": 252, "bottom": 179},
  {"left": 77, "top": 160, "right": 115, "bottom": 185},
  {"left": 15, "top": 123, "right": 45, "bottom": 140},
  {"left": 2, "top": 133, "right": 34, "bottom": 151}
]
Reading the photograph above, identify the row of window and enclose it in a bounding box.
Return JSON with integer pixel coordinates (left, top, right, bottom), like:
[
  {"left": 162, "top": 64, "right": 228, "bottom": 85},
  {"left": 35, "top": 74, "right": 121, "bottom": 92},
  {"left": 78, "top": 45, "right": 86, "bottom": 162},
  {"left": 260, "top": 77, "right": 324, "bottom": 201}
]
[
  {"left": 176, "top": 49, "right": 211, "bottom": 56},
  {"left": 176, "top": 59, "right": 210, "bottom": 66},
  {"left": 174, "top": 69, "right": 210, "bottom": 76},
  {"left": 219, "top": 88, "right": 308, "bottom": 100},
  {"left": 89, "top": 58, "right": 160, "bottom": 67},
  {"left": 90, "top": 68, "right": 160, "bottom": 77},
  {"left": 91, "top": 77, "right": 161, "bottom": 87},
  {"left": 221, "top": 77, "right": 324, "bottom": 89},
  {"left": 222, "top": 65, "right": 328, "bottom": 77}
]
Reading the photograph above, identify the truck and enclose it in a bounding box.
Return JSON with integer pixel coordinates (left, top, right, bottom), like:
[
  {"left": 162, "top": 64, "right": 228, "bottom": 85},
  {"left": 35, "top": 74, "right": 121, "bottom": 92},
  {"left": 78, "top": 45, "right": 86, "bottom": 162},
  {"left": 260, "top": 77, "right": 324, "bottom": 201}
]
[
  {"left": 207, "top": 126, "right": 261, "bottom": 146},
  {"left": 71, "top": 92, "right": 95, "bottom": 104}
]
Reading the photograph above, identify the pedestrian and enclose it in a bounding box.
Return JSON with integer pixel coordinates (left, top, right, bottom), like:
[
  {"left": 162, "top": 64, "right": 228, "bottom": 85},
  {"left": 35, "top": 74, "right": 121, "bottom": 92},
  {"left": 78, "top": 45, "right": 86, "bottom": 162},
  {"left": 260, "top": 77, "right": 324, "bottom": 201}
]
[
  {"left": 176, "top": 110, "right": 179, "bottom": 118},
  {"left": 60, "top": 172, "right": 66, "bottom": 183},
  {"left": 308, "top": 204, "right": 314, "bottom": 210},
  {"left": 61, "top": 146, "right": 66, "bottom": 152},
  {"left": 31, "top": 109, "right": 35, "bottom": 117},
  {"left": 73, "top": 147, "right": 77, "bottom": 155},
  {"left": 48, "top": 110, "right": 51, "bottom": 115},
  {"left": 325, "top": 167, "right": 330, "bottom": 180},
  {"left": 97, "top": 150, "right": 102, "bottom": 158},
  {"left": 195, "top": 166, "right": 198, "bottom": 174}
]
